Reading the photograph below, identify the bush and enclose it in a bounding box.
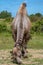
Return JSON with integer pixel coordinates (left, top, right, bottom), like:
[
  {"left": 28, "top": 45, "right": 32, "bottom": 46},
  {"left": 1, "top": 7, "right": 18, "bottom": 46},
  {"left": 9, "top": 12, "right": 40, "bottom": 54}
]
[
  {"left": 0, "top": 11, "right": 12, "bottom": 19},
  {"left": 0, "top": 23, "right": 7, "bottom": 32},
  {"left": 29, "top": 13, "right": 42, "bottom": 22},
  {"left": 4, "top": 17, "right": 13, "bottom": 22},
  {"left": 31, "top": 20, "right": 43, "bottom": 33}
]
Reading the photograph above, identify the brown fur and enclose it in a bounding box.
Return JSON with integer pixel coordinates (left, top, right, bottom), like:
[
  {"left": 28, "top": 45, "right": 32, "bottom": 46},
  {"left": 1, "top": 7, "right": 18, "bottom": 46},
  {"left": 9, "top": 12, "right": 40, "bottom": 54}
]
[{"left": 11, "top": 3, "right": 31, "bottom": 64}]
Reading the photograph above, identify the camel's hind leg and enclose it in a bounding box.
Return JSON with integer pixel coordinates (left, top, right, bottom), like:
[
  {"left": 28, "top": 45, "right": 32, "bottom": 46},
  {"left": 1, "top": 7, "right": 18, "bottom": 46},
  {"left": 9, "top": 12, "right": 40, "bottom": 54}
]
[
  {"left": 22, "top": 33, "right": 31, "bottom": 58},
  {"left": 21, "top": 40, "right": 28, "bottom": 58}
]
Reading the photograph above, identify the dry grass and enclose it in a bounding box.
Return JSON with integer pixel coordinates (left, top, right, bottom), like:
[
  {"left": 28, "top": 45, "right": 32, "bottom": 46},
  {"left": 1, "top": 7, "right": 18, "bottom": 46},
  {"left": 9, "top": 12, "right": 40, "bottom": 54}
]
[{"left": 0, "top": 49, "right": 43, "bottom": 65}]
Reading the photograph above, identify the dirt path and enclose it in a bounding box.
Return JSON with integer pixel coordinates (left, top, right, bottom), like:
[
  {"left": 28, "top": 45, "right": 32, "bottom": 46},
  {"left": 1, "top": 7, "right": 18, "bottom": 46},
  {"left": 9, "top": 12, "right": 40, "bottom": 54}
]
[{"left": 0, "top": 49, "right": 43, "bottom": 65}]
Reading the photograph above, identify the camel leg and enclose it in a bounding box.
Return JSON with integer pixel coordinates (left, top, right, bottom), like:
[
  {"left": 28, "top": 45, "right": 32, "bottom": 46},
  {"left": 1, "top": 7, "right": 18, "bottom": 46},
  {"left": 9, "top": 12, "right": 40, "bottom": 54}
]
[
  {"left": 21, "top": 40, "right": 28, "bottom": 58},
  {"left": 22, "top": 33, "right": 31, "bottom": 58},
  {"left": 12, "top": 45, "right": 22, "bottom": 64}
]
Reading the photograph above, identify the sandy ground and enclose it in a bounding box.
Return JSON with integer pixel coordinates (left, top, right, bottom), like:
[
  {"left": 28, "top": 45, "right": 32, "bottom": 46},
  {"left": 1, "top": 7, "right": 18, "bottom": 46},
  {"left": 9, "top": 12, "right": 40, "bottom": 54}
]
[{"left": 0, "top": 49, "right": 43, "bottom": 65}]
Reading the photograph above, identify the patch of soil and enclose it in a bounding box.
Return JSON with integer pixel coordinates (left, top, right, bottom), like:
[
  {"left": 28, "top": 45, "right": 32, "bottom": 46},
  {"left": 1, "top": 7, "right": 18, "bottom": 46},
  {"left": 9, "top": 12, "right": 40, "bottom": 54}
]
[{"left": 0, "top": 49, "right": 43, "bottom": 65}]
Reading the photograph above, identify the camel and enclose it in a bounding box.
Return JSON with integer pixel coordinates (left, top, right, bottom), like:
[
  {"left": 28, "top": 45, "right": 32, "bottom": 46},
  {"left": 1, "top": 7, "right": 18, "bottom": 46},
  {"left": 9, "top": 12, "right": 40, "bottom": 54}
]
[{"left": 11, "top": 3, "right": 31, "bottom": 64}]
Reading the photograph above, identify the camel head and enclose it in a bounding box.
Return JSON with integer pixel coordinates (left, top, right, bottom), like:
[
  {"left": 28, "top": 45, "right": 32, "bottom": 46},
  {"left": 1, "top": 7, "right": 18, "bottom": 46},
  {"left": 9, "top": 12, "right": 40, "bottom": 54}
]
[{"left": 18, "top": 3, "right": 27, "bottom": 15}]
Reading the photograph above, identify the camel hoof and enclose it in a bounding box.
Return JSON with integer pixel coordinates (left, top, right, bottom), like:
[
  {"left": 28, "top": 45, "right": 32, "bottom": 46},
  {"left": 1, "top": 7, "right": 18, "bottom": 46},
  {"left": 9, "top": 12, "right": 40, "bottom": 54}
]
[
  {"left": 23, "top": 55, "right": 28, "bottom": 58},
  {"left": 23, "top": 53, "right": 28, "bottom": 58},
  {"left": 16, "top": 57, "right": 22, "bottom": 64}
]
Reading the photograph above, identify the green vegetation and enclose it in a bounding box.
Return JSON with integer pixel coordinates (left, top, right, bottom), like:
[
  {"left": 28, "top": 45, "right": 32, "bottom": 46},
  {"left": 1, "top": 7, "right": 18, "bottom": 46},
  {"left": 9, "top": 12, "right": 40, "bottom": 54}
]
[
  {"left": 0, "top": 32, "right": 43, "bottom": 50},
  {"left": 0, "top": 11, "right": 12, "bottom": 19},
  {"left": 31, "top": 18, "right": 43, "bottom": 33},
  {"left": 0, "top": 11, "right": 43, "bottom": 50},
  {"left": 28, "top": 33, "right": 43, "bottom": 49},
  {"left": 0, "top": 11, "right": 43, "bottom": 65},
  {"left": 0, "top": 32, "right": 14, "bottom": 50}
]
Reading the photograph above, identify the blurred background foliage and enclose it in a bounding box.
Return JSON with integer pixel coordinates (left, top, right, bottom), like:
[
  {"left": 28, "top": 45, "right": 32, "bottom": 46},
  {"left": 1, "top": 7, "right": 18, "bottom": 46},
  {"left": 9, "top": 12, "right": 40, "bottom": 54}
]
[{"left": 0, "top": 10, "right": 43, "bottom": 34}]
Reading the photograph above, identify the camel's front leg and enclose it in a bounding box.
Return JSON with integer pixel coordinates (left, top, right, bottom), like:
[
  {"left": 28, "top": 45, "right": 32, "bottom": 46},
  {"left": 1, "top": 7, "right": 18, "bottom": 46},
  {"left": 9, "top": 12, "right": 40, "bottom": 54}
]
[{"left": 12, "top": 45, "right": 22, "bottom": 64}]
